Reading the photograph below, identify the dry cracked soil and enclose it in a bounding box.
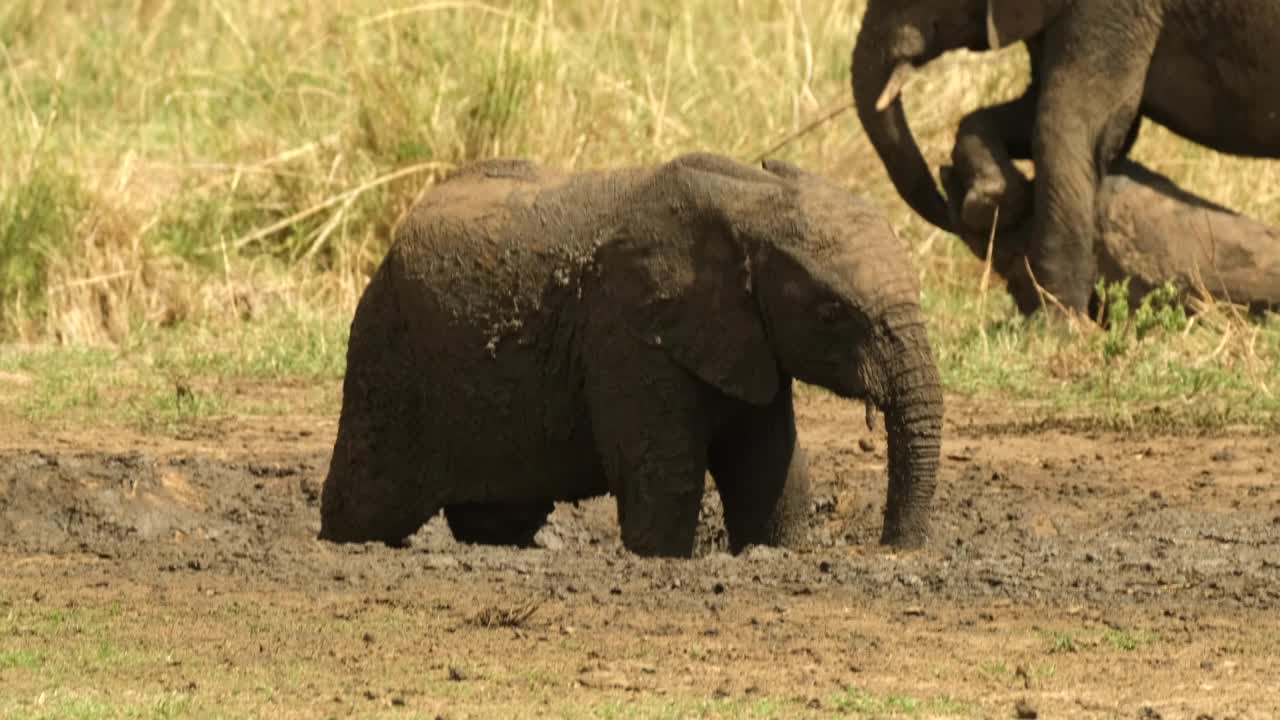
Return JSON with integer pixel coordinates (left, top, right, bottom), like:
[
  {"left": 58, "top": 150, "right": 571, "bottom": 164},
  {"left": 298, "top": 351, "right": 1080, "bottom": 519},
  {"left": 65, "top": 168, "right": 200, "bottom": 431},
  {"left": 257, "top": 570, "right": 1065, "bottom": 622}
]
[{"left": 1, "top": 387, "right": 1278, "bottom": 718}]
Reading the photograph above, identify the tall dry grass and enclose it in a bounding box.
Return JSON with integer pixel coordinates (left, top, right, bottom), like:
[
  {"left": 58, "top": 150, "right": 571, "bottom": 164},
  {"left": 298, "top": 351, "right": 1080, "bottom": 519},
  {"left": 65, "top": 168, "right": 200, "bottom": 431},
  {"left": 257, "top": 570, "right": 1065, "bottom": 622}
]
[{"left": 1, "top": 0, "right": 1277, "bottom": 415}]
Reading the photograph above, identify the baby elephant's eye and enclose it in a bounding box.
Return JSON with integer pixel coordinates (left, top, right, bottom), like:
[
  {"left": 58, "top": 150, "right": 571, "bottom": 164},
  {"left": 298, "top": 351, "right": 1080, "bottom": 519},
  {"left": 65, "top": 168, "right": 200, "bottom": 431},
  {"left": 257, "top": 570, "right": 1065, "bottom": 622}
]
[{"left": 817, "top": 301, "right": 844, "bottom": 324}]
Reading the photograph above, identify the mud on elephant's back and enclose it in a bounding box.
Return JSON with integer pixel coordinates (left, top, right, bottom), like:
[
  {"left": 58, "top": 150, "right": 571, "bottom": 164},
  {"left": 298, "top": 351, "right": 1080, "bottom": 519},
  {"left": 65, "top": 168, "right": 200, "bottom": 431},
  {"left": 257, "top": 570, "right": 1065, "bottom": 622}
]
[{"left": 1096, "top": 160, "right": 1280, "bottom": 312}]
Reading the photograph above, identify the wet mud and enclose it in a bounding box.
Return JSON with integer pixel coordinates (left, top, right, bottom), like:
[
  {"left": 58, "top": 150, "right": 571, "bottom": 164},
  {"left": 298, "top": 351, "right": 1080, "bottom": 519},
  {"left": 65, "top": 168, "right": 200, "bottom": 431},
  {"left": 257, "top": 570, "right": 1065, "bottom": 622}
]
[{"left": 1, "top": 393, "right": 1278, "bottom": 718}]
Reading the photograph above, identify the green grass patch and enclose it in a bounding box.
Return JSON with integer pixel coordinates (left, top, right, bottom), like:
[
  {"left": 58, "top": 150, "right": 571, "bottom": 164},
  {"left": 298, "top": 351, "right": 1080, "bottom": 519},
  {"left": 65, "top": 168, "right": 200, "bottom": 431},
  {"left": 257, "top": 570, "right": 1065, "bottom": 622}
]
[
  {"left": 1040, "top": 626, "right": 1160, "bottom": 655},
  {"left": 925, "top": 279, "right": 1280, "bottom": 433},
  {"left": 0, "top": 309, "right": 347, "bottom": 429},
  {"left": 1044, "top": 630, "right": 1081, "bottom": 655},
  {"left": 0, "top": 648, "right": 43, "bottom": 670},
  {"left": 829, "top": 687, "right": 972, "bottom": 717},
  {"left": 588, "top": 689, "right": 971, "bottom": 720},
  {"left": 0, "top": 692, "right": 192, "bottom": 720},
  {"left": 0, "top": 163, "right": 84, "bottom": 326},
  {"left": 1103, "top": 628, "right": 1160, "bottom": 652}
]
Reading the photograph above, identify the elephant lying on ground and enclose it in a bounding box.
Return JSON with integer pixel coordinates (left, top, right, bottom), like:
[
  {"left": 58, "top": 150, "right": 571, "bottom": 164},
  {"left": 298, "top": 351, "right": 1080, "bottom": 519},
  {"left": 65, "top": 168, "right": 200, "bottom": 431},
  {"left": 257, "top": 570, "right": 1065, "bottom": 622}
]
[
  {"left": 852, "top": 0, "right": 1280, "bottom": 314},
  {"left": 319, "top": 153, "right": 944, "bottom": 557},
  {"left": 940, "top": 157, "right": 1280, "bottom": 313}
]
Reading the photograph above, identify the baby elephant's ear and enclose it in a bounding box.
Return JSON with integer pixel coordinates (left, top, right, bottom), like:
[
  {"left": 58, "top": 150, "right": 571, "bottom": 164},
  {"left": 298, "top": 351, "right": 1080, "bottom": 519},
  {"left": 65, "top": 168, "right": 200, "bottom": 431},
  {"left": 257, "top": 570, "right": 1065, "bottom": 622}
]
[
  {"left": 598, "top": 217, "right": 779, "bottom": 406},
  {"left": 987, "top": 0, "right": 1048, "bottom": 50}
]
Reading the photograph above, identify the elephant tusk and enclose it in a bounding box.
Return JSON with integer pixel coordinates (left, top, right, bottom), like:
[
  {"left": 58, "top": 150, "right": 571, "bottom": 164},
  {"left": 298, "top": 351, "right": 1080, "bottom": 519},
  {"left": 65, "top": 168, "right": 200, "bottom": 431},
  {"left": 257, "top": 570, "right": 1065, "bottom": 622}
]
[
  {"left": 864, "top": 400, "right": 880, "bottom": 432},
  {"left": 875, "top": 62, "right": 914, "bottom": 112},
  {"left": 986, "top": 0, "right": 1004, "bottom": 50}
]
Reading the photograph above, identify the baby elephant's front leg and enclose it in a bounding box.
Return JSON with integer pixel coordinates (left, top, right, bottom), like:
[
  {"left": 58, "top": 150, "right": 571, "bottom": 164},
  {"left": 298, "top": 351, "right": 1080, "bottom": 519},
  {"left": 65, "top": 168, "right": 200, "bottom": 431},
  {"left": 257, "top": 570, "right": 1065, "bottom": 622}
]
[
  {"left": 613, "top": 455, "right": 706, "bottom": 558},
  {"left": 587, "top": 355, "right": 711, "bottom": 558},
  {"left": 708, "top": 383, "right": 810, "bottom": 553}
]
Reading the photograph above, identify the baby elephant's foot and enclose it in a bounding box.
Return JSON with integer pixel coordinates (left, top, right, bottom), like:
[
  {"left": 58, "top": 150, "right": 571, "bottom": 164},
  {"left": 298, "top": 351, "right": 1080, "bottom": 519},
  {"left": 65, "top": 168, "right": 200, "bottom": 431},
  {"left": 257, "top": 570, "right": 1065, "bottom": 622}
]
[{"left": 445, "top": 501, "right": 553, "bottom": 547}]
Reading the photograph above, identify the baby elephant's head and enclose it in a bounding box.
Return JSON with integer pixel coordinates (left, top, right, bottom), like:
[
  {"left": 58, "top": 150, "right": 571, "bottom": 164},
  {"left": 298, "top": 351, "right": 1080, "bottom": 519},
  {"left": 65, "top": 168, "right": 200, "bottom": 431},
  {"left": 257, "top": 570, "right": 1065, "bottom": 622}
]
[
  {"left": 601, "top": 154, "right": 943, "bottom": 548},
  {"left": 750, "top": 159, "right": 943, "bottom": 548}
]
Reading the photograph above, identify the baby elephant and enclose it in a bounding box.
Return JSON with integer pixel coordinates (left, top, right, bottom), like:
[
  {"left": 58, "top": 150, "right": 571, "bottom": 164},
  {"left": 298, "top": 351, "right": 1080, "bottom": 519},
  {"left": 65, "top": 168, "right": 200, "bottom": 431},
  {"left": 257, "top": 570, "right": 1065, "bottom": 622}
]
[{"left": 319, "top": 153, "right": 943, "bottom": 557}]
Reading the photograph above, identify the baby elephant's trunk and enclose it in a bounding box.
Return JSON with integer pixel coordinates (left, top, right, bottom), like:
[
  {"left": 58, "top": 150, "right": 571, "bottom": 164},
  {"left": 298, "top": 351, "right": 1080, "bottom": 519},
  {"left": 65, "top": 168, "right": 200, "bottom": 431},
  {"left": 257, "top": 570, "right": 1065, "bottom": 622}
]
[{"left": 872, "top": 309, "right": 944, "bottom": 548}]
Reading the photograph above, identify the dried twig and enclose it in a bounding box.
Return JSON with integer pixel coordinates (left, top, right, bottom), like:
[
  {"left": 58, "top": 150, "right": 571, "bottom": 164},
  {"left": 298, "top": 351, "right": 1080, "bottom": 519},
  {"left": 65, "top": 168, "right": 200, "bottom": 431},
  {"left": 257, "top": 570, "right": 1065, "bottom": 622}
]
[
  {"left": 751, "top": 100, "right": 854, "bottom": 165},
  {"left": 359, "top": 1, "right": 527, "bottom": 28},
  {"left": 469, "top": 599, "right": 542, "bottom": 629},
  {"left": 977, "top": 207, "right": 999, "bottom": 351},
  {"left": 222, "top": 161, "right": 453, "bottom": 253},
  {"left": 46, "top": 270, "right": 138, "bottom": 294}
]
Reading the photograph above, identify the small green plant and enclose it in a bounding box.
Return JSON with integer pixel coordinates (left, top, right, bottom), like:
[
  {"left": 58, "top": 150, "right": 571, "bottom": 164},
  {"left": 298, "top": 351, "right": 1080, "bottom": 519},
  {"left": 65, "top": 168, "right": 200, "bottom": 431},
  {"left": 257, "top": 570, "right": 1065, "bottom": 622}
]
[
  {"left": 1104, "top": 628, "right": 1159, "bottom": 652},
  {"left": 1046, "top": 630, "right": 1080, "bottom": 655},
  {"left": 978, "top": 660, "right": 1010, "bottom": 679},
  {"left": 1132, "top": 281, "right": 1187, "bottom": 340},
  {"left": 1096, "top": 278, "right": 1133, "bottom": 362},
  {"left": 829, "top": 687, "right": 971, "bottom": 717},
  {"left": 0, "top": 163, "right": 83, "bottom": 328},
  {"left": 1095, "top": 278, "right": 1188, "bottom": 362},
  {"left": 459, "top": 48, "right": 542, "bottom": 161},
  {"left": 0, "top": 648, "right": 43, "bottom": 669}
]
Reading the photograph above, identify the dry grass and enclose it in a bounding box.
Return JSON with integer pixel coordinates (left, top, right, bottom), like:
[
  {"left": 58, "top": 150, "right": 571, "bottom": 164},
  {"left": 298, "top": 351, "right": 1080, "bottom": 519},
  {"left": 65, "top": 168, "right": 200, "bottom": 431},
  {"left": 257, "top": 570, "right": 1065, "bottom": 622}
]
[
  {"left": 468, "top": 599, "right": 543, "bottom": 630},
  {"left": 1, "top": 0, "right": 1277, "bottom": 419}
]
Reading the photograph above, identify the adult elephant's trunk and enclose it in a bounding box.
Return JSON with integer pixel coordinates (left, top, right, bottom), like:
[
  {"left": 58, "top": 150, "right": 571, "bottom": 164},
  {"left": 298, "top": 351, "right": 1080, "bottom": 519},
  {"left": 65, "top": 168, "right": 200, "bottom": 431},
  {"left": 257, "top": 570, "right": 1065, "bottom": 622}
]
[
  {"left": 852, "top": 25, "right": 953, "bottom": 232},
  {"left": 870, "top": 309, "right": 944, "bottom": 548}
]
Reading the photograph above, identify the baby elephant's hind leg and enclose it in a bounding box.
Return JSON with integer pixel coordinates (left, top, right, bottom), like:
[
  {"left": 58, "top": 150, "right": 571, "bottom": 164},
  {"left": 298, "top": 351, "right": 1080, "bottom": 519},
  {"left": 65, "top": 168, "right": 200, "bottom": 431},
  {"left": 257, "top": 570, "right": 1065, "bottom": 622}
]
[
  {"left": 319, "top": 384, "right": 437, "bottom": 546},
  {"left": 319, "top": 270, "right": 437, "bottom": 546},
  {"left": 444, "top": 502, "right": 554, "bottom": 547}
]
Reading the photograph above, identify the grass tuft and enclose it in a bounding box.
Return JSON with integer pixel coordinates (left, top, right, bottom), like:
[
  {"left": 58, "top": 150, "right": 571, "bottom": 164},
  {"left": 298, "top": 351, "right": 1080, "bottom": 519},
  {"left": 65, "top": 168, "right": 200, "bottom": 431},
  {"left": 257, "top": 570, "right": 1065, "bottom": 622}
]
[{"left": 0, "top": 163, "right": 82, "bottom": 331}]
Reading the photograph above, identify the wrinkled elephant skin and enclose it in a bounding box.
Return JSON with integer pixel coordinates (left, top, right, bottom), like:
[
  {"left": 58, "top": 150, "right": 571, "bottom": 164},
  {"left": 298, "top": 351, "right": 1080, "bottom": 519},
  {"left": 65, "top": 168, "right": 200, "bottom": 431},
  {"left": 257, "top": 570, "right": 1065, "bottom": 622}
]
[
  {"left": 854, "top": 0, "right": 1280, "bottom": 313},
  {"left": 318, "top": 153, "right": 944, "bottom": 557}
]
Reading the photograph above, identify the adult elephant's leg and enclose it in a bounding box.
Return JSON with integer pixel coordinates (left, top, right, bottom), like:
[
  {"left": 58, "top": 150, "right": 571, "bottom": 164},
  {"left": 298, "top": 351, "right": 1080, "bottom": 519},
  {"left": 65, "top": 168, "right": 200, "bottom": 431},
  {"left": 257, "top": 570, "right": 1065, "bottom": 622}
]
[
  {"left": 586, "top": 348, "right": 710, "bottom": 558},
  {"left": 444, "top": 501, "right": 553, "bottom": 547},
  {"left": 708, "top": 382, "right": 811, "bottom": 553},
  {"left": 1026, "top": 13, "right": 1158, "bottom": 313}
]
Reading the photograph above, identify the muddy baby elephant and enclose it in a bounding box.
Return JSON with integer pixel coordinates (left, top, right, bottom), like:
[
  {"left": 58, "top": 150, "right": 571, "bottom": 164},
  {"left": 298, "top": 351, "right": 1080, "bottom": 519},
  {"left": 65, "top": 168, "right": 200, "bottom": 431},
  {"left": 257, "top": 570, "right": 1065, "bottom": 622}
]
[{"left": 319, "top": 153, "right": 944, "bottom": 557}]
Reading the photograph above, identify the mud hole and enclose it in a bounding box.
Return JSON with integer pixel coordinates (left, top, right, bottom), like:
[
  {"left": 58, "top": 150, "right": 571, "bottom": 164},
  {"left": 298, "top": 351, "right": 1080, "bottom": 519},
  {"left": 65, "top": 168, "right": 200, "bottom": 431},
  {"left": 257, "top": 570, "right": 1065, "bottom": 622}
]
[{"left": 1, "top": 393, "right": 1278, "bottom": 718}]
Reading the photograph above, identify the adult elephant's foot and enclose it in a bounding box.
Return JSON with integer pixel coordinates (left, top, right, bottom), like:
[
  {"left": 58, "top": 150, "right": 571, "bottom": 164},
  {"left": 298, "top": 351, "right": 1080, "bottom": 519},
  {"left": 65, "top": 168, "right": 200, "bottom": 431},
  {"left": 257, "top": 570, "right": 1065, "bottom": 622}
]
[
  {"left": 445, "top": 501, "right": 553, "bottom": 547},
  {"left": 1002, "top": 257, "right": 1047, "bottom": 317}
]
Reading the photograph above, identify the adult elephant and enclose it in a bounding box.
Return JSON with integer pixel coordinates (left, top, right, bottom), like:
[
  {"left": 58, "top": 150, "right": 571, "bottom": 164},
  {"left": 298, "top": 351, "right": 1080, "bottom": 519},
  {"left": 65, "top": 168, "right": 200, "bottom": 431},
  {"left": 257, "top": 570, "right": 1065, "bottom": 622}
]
[
  {"left": 853, "top": 0, "right": 1280, "bottom": 314},
  {"left": 319, "top": 153, "right": 944, "bottom": 557}
]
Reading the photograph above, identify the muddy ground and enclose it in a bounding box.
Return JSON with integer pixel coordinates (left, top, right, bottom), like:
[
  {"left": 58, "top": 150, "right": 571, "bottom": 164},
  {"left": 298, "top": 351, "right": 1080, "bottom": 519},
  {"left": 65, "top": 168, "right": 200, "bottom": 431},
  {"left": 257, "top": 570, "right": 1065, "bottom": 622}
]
[{"left": 1, "top": 388, "right": 1277, "bottom": 719}]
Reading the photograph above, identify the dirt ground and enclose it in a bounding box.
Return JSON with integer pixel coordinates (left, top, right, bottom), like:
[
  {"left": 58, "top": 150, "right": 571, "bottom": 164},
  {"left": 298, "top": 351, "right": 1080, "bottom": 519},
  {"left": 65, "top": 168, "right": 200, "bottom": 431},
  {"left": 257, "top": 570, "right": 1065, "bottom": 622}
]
[{"left": 1, "top": 387, "right": 1277, "bottom": 719}]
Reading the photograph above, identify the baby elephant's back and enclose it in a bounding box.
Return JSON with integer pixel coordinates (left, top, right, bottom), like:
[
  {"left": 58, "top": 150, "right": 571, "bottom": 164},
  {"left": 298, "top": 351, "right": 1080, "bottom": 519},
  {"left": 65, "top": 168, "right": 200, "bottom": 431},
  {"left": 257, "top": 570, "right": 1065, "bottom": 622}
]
[
  {"left": 400, "top": 157, "right": 656, "bottom": 252},
  {"left": 387, "top": 159, "right": 632, "bottom": 315},
  {"left": 399, "top": 159, "right": 567, "bottom": 256},
  {"left": 364, "top": 159, "right": 619, "bottom": 502}
]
